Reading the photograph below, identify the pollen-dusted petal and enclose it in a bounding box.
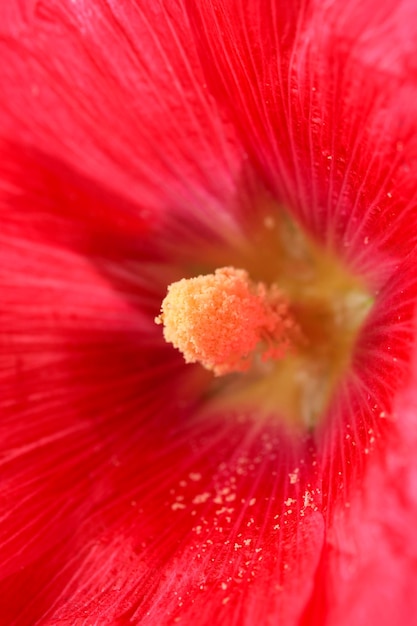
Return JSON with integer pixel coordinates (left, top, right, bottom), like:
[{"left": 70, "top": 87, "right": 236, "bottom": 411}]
[{"left": 156, "top": 267, "right": 296, "bottom": 375}]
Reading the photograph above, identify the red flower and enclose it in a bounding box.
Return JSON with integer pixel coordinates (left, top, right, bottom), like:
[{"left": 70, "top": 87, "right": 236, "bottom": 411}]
[{"left": 2, "top": 1, "right": 417, "bottom": 624}]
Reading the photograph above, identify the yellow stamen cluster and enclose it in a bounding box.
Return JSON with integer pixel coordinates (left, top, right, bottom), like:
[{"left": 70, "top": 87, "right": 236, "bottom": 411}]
[{"left": 155, "top": 267, "right": 299, "bottom": 376}]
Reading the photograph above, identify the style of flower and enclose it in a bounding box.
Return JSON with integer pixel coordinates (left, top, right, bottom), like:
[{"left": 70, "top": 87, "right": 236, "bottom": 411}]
[{"left": 2, "top": 1, "right": 417, "bottom": 625}]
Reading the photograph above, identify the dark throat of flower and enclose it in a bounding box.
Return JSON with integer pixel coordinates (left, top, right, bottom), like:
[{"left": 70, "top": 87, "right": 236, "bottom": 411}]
[{"left": 155, "top": 213, "right": 373, "bottom": 431}]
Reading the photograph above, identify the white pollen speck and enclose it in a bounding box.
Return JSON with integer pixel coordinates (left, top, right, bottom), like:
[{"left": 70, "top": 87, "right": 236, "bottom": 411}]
[
  {"left": 303, "top": 491, "right": 314, "bottom": 508},
  {"left": 171, "top": 503, "right": 186, "bottom": 511},
  {"left": 289, "top": 469, "right": 299, "bottom": 484},
  {"left": 215, "top": 507, "right": 228, "bottom": 515},
  {"left": 193, "top": 492, "right": 211, "bottom": 504},
  {"left": 248, "top": 498, "right": 256, "bottom": 506},
  {"left": 221, "top": 582, "right": 228, "bottom": 590},
  {"left": 189, "top": 473, "right": 202, "bottom": 482}
]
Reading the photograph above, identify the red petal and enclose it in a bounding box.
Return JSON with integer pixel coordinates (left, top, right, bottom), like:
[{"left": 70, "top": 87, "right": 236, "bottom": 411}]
[
  {"left": 0, "top": 0, "right": 243, "bottom": 239},
  {"left": 36, "top": 417, "right": 325, "bottom": 625},
  {"left": 301, "top": 342, "right": 417, "bottom": 626},
  {"left": 187, "top": 0, "right": 417, "bottom": 275}
]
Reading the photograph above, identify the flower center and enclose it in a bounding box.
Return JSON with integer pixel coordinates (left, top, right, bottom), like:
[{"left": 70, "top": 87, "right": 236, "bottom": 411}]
[{"left": 156, "top": 210, "right": 373, "bottom": 430}]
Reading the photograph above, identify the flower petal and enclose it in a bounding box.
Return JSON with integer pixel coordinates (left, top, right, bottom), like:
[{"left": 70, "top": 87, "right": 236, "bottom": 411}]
[
  {"left": 301, "top": 333, "right": 417, "bottom": 626},
  {"left": 8, "top": 414, "right": 325, "bottom": 625},
  {"left": 187, "top": 0, "right": 417, "bottom": 273},
  {"left": 0, "top": 202, "right": 184, "bottom": 622},
  {"left": 0, "top": 0, "right": 243, "bottom": 238}
]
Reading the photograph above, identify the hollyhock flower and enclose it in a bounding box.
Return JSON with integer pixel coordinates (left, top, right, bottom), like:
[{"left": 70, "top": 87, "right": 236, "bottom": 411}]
[{"left": 2, "top": 0, "right": 417, "bottom": 624}]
